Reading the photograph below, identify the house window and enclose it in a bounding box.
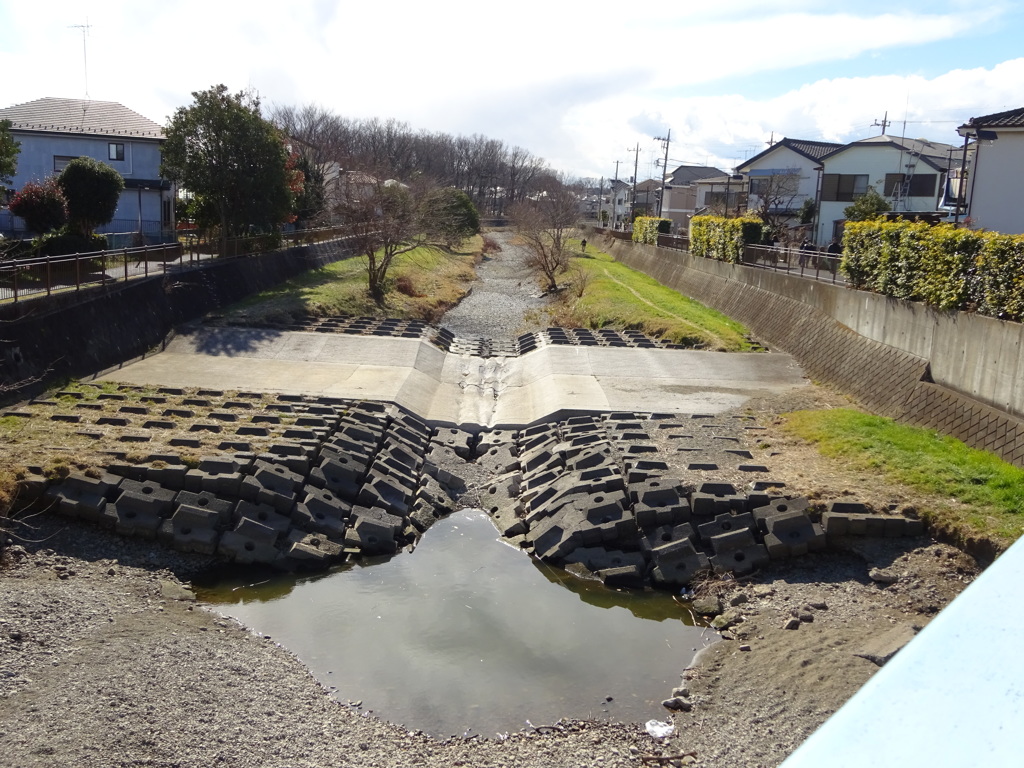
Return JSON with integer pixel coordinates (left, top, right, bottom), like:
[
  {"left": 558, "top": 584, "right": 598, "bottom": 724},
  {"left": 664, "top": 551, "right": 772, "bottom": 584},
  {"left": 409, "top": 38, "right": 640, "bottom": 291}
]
[
  {"left": 885, "top": 173, "right": 937, "bottom": 198},
  {"left": 820, "top": 174, "right": 868, "bottom": 202},
  {"left": 109, "top": 143, "right": 125, "bottom": 161},
  {"left": 53, "top": 155, "right": 77, "bottom": 172}
]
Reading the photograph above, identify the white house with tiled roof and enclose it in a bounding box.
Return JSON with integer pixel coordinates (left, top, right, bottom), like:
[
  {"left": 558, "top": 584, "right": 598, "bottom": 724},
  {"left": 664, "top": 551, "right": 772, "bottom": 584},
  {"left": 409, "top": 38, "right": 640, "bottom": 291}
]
[
  {"left": 958, "top": 107, "right": 1024, "bottom": 235},
  {"left": 736, "top": 138, "right": 842, "bottom": 241},
  {"left": 0, "top": 97, "right": 172, "bottom": 239},
  {"left": 816, "top": 135, "right": 959, "bottom": 245}
]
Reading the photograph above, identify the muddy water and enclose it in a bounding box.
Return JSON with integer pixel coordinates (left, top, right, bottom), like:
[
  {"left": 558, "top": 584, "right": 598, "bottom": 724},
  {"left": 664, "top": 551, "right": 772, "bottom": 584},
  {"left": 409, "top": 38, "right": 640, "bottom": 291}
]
[{"left": 196, "top": 509, "right": 709, "bottom": 738}]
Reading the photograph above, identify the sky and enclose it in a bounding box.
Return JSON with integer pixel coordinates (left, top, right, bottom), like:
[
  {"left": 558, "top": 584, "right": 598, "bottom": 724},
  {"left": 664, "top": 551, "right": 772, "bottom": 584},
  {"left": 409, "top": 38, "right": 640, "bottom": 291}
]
[{"left": 2, "top": 0, "right": 1023, "bottom": 182}]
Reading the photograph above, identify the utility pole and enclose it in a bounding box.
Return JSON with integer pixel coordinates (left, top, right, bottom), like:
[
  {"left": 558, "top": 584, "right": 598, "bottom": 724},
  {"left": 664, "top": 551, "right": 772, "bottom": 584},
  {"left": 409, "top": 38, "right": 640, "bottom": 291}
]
[
  {"left": 654, "top": 129, "right": 671, "bottom": 218},
  {"left": 628, "top": 143, "right": 640, "bottom": 227},
  {"left": 873, "top": 111, "right": 890, "bottom": 135},
  {"left": 597, "top": 176, "right": 605, "bottom": 227},
  {"left": 612, "top": 160, "right": 622, "bottom": 227},
  {"left": 69, "top": 19, "right": 93, "bottom": 99}
]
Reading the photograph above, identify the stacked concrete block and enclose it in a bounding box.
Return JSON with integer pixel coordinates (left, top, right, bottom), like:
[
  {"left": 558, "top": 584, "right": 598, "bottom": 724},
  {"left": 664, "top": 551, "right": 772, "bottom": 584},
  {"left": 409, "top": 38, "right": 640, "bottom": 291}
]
[
  {"left": 219, "top": 517, "right": 280, "bottom": 564},
  {"left": 697, "top": 512, "right": 756, "bottom": 544},
  {"left": 690, "top": 482, "right": 748, "bottom": 520},
  {"left": 292, "top": 485, "right": 350, "bottom": 537},
  {"left": 173, "top": 490, "right": 234, "bottom": 526},
  {"left": 821, "top": 506, "right": 926, "bottom": 539},
  {"left": 752, "top": 496, "right": 810, "bottom": 533},
  {"left": 708, "top": 528, "right": 770, "bottom": 575},
  {"left": 43, "top": 473, "right": 119, "bottom": 522},
  {"left": 762, "top": 510, "right": 827, "bottom": 558},
  {"left": 630, "top": 478, "right": 690, "bottom": 530},
  {"left": 184, "top": 455, "right": 249, "bottom": 496},
  {"left": 283, "top": 529, "right": 344, "bottom": 568},
  {"left": 240, "top": 460, "right": 303, "bottom": 513},
  {"left": 344, "top": 506, "right": 403, "bottom": 555},
  {"left": 235, "top": 499, "right": 292, "bottom": 537},
  {"left": 158, "top": 504, "right": 221, "bottom": 554},
  {"left": 649, "top": 538, "right": 711, "bottom": 587},
  {"left": 105, "top": 478, "right": 178, "bottom": 538}
]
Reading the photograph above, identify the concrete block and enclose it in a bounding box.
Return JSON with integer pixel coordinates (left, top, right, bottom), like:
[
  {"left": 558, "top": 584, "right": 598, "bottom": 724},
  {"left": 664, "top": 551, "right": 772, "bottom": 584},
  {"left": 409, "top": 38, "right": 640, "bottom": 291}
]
[
  {"left": 698, "top": 512, "right": 756, "bottom": 544},
  {"left": 105, "top": 500, "right": 163, "bottom": 539},
  {"left": 173, "top": 490, "right": 234, "bottom": 526},
  {"left": 357, "top": 470, "right": 412, "bottom": 517},
  {"left": 479, "top": 444, "right": 520, "bottom": 474},
  {"left": 629, "top": 477, "right": 683, "bottom": 507},
  {"left": 235, "top": 500, "right": 291, "bottom": 536},
  {"left": 564, "top": 546, "right": 646, "bottom": 572},
  {"left": 344, "top": 514, "right": 399, "bottom": 555},
  {"left": 752, "top": 497, "right": 811, "bottom": 532},
  {"left": 708, "top": 529, "right": 770, "bottom": 575},
  {"left": 408, "top": 500, "right": 440, "bottom": 533},
  {"left": 159, "top": 505, "right": 220, "bottom": 554},
  {"left": 435, "top": 427, "right": 475, "bottom": 459},
  {"left": 219, "top": 519, "right": 280, "bottom": 564},
  {"left": 650, "top": 538, "right": 711, "bottom": 587},
  {"left": 641, "top": 523, "right": 696, "bottom": 553}
]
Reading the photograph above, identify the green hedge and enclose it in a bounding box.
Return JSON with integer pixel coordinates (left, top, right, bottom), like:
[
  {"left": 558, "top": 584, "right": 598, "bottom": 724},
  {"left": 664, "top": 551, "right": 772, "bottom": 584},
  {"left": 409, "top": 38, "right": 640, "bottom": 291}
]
[
  {"left": 690, "top": 215, "right": 763, "bottom": 263},
  {"left": 632, "top": 216, "right": 671, "bottom": 244},
  {"left": 842, "top": 220, "right": 1024, "bottom": 321}
]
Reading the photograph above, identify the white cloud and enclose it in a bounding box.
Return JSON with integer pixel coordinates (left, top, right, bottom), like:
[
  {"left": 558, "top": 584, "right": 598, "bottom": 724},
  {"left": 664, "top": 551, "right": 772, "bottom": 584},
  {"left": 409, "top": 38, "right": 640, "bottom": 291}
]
[{"left": 1, "top": 1, "right": 1021, "bottom": 180}]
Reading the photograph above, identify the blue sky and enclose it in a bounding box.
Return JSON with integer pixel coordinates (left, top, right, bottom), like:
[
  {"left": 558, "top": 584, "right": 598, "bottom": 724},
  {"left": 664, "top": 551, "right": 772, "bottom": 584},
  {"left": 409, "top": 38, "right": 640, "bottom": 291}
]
[{"left": 2, "top": 0, "right": 1022, "bottom": 180}]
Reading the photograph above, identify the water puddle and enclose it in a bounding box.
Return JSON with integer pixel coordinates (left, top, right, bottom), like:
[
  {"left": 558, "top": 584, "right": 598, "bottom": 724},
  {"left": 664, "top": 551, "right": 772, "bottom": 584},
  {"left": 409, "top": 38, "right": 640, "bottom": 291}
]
[{"left": 195, "top": 509, "right": 711, "bottom": 738}]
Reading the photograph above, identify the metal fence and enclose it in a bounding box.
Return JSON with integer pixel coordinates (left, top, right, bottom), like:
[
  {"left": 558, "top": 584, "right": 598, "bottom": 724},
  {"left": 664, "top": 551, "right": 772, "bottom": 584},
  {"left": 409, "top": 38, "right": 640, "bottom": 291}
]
[
  {"left": 649, "top": 235, "right": 845, "bottom": 285},
  {"left": 0, "top": 225, "right": 357, "bottom": 304}
]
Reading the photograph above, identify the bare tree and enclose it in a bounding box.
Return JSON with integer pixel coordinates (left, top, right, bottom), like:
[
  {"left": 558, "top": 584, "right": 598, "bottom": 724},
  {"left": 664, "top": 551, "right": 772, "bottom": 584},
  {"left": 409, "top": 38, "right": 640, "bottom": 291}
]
[
  {"left": 509, "top": 179, "right": 581, "bottom": 292},
  {"left": 337, "top": 180, "right": 479, "bottom": 305},
  {"left": 748, "top": 169, "right": 803, "bottom": 238}
]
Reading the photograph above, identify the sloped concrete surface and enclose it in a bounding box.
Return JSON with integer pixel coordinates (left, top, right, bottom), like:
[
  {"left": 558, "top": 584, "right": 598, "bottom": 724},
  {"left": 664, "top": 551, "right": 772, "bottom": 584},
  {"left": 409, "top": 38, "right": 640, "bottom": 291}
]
[{"left": 99, "top": 327, "right": 807, "bottom": 426}]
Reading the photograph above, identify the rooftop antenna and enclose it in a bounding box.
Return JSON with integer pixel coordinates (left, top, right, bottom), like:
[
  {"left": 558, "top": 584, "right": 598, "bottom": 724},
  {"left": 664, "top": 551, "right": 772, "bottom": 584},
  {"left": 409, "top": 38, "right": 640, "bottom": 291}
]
[{"left": 69, "top": 19, "right": 92, "bottom": 99}]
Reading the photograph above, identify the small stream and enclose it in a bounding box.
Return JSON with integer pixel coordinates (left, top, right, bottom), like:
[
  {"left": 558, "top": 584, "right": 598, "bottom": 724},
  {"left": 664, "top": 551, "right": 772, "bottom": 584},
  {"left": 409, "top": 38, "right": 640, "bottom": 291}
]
[{"left": 196, "top": 509, "right": 710, "bottom": 738}]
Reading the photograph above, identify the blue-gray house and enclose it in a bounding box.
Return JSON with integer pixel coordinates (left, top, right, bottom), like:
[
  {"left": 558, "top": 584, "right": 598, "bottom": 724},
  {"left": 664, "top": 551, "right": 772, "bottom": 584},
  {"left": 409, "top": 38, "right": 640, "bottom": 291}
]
[{"left": 0, "top": 97, "right": 173, "bottom": 241}]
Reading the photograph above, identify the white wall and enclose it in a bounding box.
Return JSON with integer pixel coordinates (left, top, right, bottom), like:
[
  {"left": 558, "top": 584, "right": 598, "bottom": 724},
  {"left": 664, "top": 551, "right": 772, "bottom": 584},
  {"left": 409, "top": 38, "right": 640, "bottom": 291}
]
[{"left": 967, "top": 131, "right": 1024, "bottom": 235}]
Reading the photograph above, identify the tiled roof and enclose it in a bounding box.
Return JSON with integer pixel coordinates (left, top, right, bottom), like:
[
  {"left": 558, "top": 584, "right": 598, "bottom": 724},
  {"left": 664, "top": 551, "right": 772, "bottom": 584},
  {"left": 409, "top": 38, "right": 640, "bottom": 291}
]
[
  {"left": 0, "top": 97, "right": 164, "bottom": 139},
  {"left": 960, "top": 106, "right": 1024, "bottom": 129},
  {"left": 781, "top": 138, "right": 843, "bottom": 160},
  {"left": 737, "top": 137, "right": 843, "bottom": 170},
  {"left": 824, "top": 135, "right": 960, "bottom": 170},
  {"left": 668, "top": 165, "right": 724, "bottom": 184}
]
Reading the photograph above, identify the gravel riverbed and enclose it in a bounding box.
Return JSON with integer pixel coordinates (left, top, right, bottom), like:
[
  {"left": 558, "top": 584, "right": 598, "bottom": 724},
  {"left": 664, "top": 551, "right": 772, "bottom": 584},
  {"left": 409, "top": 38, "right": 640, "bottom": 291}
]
[{"left": 0, "top": 236, "right": 981, "bottom": 767}]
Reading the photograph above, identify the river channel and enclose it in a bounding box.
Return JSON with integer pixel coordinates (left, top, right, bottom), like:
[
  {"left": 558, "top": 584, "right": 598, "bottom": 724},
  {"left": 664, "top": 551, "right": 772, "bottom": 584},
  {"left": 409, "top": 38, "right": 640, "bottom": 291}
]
[{"left": 196, "top": 509, "right": 710, "bottom": 738}]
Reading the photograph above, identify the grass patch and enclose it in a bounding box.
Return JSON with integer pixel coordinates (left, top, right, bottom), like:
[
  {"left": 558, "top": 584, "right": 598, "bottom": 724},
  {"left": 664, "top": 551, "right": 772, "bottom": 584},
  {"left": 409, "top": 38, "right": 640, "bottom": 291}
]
[
  {"left": 783, "top": 408, "right": 1024, "bottom": 546},
  {"left": 551, "top": 243, "right": 753, "bottom": 351},
  {"left": 222, "top": 236, "right": 483, "bottom": 325}
]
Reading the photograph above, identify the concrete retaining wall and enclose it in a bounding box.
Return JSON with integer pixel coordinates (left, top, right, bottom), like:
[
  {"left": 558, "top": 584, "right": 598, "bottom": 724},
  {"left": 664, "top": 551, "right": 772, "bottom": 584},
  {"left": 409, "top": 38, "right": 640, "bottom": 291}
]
[
  {"left": 0, "top": 239, "right": 356, "bottom": 398},
  {"left": 599, "top": 233, "right": 1024, "bottom": 468}
]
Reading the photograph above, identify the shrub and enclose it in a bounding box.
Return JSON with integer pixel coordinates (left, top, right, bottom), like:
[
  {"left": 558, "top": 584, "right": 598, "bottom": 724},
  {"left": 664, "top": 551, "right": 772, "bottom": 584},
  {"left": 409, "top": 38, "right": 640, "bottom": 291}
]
[
  {"left": 632, "top": 217, "right": 671, "bottom": 244},
  {"left": 689, "top": 215, "right": 763, "bottom": 263},
  {"left": 37, "top": 230, "right": 107, "bottom": 257},
  {"left": 57, "top": 156, "right": 124, "bottom": 237},
  {"left": 841, "top": 220, "right": 1024, "bottom": 321},
  {"left": 8, "top": 178, "right": 67, "bottom": 235}
]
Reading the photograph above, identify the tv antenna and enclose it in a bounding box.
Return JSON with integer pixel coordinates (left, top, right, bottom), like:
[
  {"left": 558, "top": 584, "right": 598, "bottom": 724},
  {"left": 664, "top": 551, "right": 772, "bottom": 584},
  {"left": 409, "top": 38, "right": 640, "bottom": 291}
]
[{"left": 69, "top": 19, "right": 93, "bottom": 99}]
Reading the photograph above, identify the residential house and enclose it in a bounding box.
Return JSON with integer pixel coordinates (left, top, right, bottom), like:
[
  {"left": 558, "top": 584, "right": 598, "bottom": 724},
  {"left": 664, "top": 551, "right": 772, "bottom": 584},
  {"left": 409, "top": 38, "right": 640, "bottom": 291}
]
[
  {"left": 957, "top": 107, "right": 1024, "bottom": 235},
  {"left": 660, "top": 165, "right": 724, "bottom": 234},
  {"left": 606, "top": 178, "right": 632, "bottom": 229},
  {"left": 816, "top": 134, "right": 959, "bottom": 245},
  {"left": 632, "top": 179, "right": 662, "bottom": 218},
  {"left": 0, "top": 97, "right": 172, "bottom": 240},
  {"left": 693, "top": 173, "right": 747, "bottom": 222},
  {"left": 736, "top": 138, "right": 841, "bottom": 240}
]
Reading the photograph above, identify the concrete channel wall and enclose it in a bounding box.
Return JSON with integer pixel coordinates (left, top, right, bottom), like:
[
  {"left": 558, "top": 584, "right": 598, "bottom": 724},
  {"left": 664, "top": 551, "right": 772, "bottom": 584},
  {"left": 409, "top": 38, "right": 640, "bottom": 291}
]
[
  {"left": 0, "top": 238, "right": 356, "bottom": 397},
  {"left": 598, "top": 233, "right": 1024, "bottom": 468}
]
